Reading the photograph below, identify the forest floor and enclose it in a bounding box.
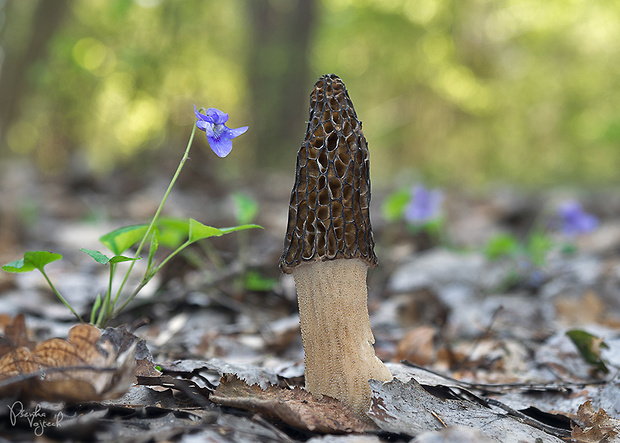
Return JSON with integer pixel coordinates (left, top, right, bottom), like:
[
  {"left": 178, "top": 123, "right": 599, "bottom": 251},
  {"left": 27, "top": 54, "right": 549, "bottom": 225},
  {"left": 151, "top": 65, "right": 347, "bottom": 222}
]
[{"left": 0, "top": 158, "right": 619, "bottom": 442}]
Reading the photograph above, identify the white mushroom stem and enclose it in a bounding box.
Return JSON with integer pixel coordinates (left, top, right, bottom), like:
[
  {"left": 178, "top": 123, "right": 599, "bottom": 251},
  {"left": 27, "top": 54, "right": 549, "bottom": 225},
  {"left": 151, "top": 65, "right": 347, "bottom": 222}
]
[{"left": 293, "top": 258, "right": 393, "bottom": 416}]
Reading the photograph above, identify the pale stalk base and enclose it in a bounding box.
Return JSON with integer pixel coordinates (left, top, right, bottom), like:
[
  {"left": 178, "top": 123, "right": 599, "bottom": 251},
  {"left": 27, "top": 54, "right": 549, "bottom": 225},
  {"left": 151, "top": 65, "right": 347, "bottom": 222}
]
[{"left": 293, "top": 259, "right": 393, "bottom": 416}]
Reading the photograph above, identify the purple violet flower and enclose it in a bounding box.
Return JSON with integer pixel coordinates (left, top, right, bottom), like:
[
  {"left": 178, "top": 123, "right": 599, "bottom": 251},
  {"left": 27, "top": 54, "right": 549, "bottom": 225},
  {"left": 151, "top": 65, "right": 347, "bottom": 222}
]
[
  {"left": 405, "top": 184, "right": 443, "bottom": 224},
  {"left": 556, "top": 200, "right": 598, "bottom": 237},
  {"left": 194, "top": 105, "right": 248, "bottom": 158}
]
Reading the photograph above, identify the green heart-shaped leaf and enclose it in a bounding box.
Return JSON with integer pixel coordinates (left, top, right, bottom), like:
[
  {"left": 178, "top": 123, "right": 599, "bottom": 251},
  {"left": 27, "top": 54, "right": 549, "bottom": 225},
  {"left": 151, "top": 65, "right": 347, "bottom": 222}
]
[
  {"left": 81, "top": 248, "right": 111, "bottom": 265},
  {"left": 2, "top": 258, "right": 34, "bottom": 273},
  {"left": 157, "top": 218, "right": 190, "bottom": 248},
  {"left": 188, "top": 219, "right": 223, "bottom": 243},
  {"left": 2, "top": 251, "right": 63, "bottom": 273},
  {"left": 80, "top": 248, "right": 140, "bottom": 265},
  {"left": 219, "top": 224, "right": 263, "bottom": 235},
  {"left": 109, "top": 255, "right": 140, "bottom": 264},
  {"left": 100, "top": 224, "right": 149, "bottom": 255}
]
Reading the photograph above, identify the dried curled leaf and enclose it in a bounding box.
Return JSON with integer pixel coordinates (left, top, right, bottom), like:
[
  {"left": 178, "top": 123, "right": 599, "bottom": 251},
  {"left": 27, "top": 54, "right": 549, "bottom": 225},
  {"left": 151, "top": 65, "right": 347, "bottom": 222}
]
[
  {"left": 211, "top": 375, "right": 375, "bottom": 434},
  {"left": 0, "top": 322, "right": 136, "bottom": 402},
  {"left": 0, "top": 313, "right": 36, "bottom": 356},
  {"left": 572, "top": 401, "right": 620, "bottom": 442}
]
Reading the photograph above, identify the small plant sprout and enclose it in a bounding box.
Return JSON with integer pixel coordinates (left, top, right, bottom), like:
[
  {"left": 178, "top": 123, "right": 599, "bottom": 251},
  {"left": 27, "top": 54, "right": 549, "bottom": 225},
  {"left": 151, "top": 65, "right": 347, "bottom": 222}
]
[
  {"left": 279, "top": 74, "right": 392, "bottom": 417},
  {"left": 232, "top": 192, "right": 259, "bottom": 260},
  {"left": 484, "top": 199, "right": 600, "bottom": 292},
  {"left": 382, "top": 183, "right": 443, "bottom": 227},
  {"left": 485, "top": 214, "right": 554, "bottom": 291},
  {"left": 3, "top": 105, "right": 259, "bottom": 327},
  {"left": 382, "top": 183, "right": 445, "bottom": 248},
  {"left": 2, "top": 251, "right": 83, "bottom": 322}
]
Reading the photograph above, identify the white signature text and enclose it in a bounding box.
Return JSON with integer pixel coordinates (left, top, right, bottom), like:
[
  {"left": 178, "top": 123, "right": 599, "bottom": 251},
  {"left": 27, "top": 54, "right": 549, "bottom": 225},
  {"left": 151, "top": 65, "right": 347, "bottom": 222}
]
[{"left": 8, "top": 401, "right": 63, "bottom": 436}]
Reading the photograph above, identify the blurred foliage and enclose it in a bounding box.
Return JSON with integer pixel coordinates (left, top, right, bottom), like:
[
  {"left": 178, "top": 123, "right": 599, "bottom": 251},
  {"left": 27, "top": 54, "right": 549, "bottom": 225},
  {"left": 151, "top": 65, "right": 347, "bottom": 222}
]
[
  {"left": 1, "top": 0, "right": 249, "bottom": 174},
  {"left": 1, "top": 0, "right": 620, "bottom": 187},
  {"left": 313, "top": 0, "right": 620, "bottom": 186}
]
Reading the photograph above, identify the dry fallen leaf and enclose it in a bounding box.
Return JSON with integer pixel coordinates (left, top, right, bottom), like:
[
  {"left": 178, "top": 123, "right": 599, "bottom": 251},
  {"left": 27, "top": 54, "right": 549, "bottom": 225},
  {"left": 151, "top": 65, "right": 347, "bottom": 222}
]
[
  {"left": 0, "top": 321, "right": 136, "bottom": 402},
  {"left": 101, "top": 324, "right": 158, "bottom": 379},
  {"left": 211, "top": 374, "right": 375, "bottom": 433},
  {"left": 159, "top": 358, "right": 279, "bottom": 389},
  {"left": 571, "top": 401, "right": 620, "bottom": 442},
  {"left": 555, "top": 291, "right": 605, "bottom": 326},
  {"left": 396, "top": 325, "right": 437, "bottom": 366},
  {"left": 0, "top": 313, "right": 36, "bottom": 357},
  {"left": 369, "top": 378, "right": 568, "bottom": 441}
]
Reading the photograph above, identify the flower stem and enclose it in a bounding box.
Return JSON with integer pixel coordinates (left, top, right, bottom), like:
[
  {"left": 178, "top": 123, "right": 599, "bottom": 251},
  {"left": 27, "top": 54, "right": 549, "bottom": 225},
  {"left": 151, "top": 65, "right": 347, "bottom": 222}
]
[
  {"left": 96, "top": 263, "right": 115, "bottom": 326},
  {"left": 112, "top": 240, "right": 189, "bottom": 317},
  {"left": 40, "top": 269, "right": 83, "bottom": 322},
  {"left": 108, "top": 125, "right": 198, "bottom": 322}
]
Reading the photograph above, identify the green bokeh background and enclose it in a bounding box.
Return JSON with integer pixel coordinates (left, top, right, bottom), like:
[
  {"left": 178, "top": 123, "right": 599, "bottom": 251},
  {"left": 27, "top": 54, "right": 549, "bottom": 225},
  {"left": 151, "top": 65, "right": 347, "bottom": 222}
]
[{"left": 1, "top": 0, "right": 620, "bottom": 188}]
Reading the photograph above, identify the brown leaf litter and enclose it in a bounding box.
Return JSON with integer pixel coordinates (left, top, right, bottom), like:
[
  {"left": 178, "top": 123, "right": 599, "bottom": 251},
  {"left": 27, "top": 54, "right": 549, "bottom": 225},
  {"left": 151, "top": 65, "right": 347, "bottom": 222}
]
[
  {"left": 572, "top": 400, "right": 620, "bottom": 442},
  {"left": 0, "top": 314, "right": 136, "bottom": 402},
  {"left": 210, "top": 374, "right": 375, "bottom": 434}
]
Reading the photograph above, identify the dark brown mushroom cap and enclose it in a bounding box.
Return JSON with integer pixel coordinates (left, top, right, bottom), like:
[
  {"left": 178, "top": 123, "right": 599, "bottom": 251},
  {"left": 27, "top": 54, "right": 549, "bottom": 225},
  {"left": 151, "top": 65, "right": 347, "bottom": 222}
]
[{"left": 279, "top": 74, "right": 378, "bottom": 274}]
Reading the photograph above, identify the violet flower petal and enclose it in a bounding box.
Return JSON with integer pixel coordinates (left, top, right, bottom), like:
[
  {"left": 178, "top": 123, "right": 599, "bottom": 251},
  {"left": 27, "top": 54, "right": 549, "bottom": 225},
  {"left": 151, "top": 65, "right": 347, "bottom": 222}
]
[
  {"left": 557, "top": 200, "right": 598, "bottom": 237},
  {"left": 226, "top": 125, "right": 249, "bottom": 138},
  {"left": 193, "top": 105, "right": 248, "bottom": 157},
  {"left": 208, "top": 136, "right": 234, "bottom": 158},
  {"left": 194, "top": 104, "right": 209, "bottom": 122},
  {"left": 405, "top": 184, "right": 443, "bottom": 223},
  {"left": 195, "top": 120, "right": 210, "bottom": 131},
  {"left": 204, "top": 108, "right": 229, "bottom": 124}
]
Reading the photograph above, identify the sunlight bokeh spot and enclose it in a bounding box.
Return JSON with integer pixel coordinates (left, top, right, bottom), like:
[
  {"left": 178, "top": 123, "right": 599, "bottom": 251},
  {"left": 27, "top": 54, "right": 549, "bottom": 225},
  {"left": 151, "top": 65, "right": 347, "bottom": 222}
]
[
  {"left": 404, "top": 0, "right": 440, "bottom": 25},
  {"left": 134, "top": 0, "right": 163, "bottom": 8},
  {"left": 72, "top": 38, "right": 107, "bottom": 72},
  {"left": 115, "top": 93, "right": 166, "bottom": 152},
  {"left": 421, "top": 34, "right": 453, "bottom": 65},
  {"left": 435, "top": 65, "right": 495, "bottom": 115}
]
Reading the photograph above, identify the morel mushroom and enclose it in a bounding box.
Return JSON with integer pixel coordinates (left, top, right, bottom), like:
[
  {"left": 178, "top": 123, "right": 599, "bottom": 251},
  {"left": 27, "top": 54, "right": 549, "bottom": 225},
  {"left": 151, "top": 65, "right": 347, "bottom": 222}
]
[{"left": 279, "top": 74, "right": 392, "bottom": 416}]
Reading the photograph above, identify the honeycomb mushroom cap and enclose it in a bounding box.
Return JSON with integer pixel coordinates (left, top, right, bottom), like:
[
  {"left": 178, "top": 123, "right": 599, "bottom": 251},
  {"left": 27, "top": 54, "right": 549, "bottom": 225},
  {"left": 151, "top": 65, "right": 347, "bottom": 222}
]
[{"left": 279, "top": 74, "right": 378, "bottom": 273}]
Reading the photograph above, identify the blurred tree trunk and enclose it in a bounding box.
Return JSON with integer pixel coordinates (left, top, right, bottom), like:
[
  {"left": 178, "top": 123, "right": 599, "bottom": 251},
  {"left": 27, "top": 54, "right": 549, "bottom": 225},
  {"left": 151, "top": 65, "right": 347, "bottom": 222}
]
[
  {"left": 246, "top": 0, "right": 316, "bottom": 171},
  {"left": 0, "top": 0, "right": 71, "bottom": 158}
]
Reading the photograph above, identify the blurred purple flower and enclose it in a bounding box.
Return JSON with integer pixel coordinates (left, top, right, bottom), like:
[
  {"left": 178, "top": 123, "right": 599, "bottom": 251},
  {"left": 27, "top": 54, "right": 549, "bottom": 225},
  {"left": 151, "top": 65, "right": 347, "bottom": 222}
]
[
  {"left": 194, "top": 105, "right": 248, "bottom": 158},
  {"left": 405, "top": 184, "right": 443, "bottom": 224},
  {"left": 556, "top": 200, "right": 598, "bottom": 237}
]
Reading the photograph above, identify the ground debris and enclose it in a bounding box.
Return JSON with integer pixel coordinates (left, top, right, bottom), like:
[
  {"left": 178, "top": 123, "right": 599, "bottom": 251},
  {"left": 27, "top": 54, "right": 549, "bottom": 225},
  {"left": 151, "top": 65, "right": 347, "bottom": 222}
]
[
  {"left": 412, "top": 425, "right": 496, "bottom": 442},
  {"left": 0, "top": 317, "right": 136, "bottom": 402},
  {"left": 211, "top": 374, "right": 375, "bottom": 434},
  {"left": 369, "top": 377, "right": 569, "bottom": 442},
  {"left": 159, "top": 357, "right": 280, "bottom": 389},
  {"left": 0, "top": 314, "right": 36, "bottom": 353},
  {"left": 571, "top": 401, "right": 620, "bottom": 443},
  {"left": 2, "top": 168, "right": 620, "bottom": 442}
]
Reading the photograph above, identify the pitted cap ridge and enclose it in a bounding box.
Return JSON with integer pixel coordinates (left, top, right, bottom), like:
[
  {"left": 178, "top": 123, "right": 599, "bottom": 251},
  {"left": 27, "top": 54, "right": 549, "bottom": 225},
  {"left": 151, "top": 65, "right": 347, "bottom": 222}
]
[{"left": 279, "top": 74, "right": 378, "bottom": 273}]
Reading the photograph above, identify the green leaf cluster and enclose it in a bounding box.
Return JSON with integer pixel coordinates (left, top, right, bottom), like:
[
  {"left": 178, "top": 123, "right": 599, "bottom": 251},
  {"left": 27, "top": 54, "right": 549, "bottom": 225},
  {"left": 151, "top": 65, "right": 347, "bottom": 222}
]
[
  {"left": 6, "top": 1, "right": 620, "bottom": 185},
  {"left": 484, "top": 231, "right": 553, "bottom": 267},
  {"left": 2, "top": 218, "right": 261, "bottom": 327},
  {"left": 381, "top": 189, "right": 412, "bottom": 222}
]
